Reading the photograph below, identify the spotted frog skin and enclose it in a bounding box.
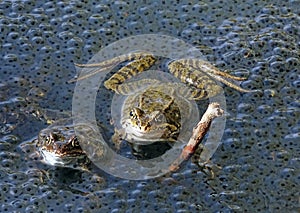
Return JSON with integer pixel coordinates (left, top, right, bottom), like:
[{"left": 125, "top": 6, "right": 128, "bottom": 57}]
[
  {"left": 74, "top": 52, "right": 252, "bottom": 146},
  {"left": 34, "top": 52, "right": 252, "bottom": 168},
  {"left": 37, "top": 123, "right": 90, "bottom": 170},
  {"left": 30, "top": 52, "right": 252, "bottom": 169},
  {"left": 117, "top": 83, "right": 195, "bottom": 144}
]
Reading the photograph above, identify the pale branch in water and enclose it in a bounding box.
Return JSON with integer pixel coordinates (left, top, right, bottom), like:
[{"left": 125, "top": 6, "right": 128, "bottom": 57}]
[{"left": 169, "top": 102, "right": 224, "bottom": 171}]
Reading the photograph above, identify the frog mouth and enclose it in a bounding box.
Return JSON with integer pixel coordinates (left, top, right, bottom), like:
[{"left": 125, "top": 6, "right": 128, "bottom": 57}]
[
  {"left": 39, "top": 148, "right": 66, "bottom": 166},
  {"left": 123, "top": 121, "right": 170, "bottom": 143},
  {"left": 39, "top": 148, "right": 88, "bottom": 169}
]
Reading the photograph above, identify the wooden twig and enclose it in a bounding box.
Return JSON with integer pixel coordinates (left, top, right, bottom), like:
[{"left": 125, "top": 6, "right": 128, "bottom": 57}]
[{"left": 169, "top": 102, "right": 224, "bottom": 171}]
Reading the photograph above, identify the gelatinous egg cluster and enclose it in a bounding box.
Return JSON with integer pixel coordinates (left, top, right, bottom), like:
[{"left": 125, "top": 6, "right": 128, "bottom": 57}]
[{"left": 0, "top": 0, "right": 299, "bottom": 212}]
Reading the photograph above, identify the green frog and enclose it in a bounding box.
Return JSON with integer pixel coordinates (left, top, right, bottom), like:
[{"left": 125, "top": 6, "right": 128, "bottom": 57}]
[
  {"left": 21, "top": 116, "right": 104, "bottom": 172},
  {"left": 36, "top": 120, "right": 90, "bottom": 170},
  {"left": 73, "top": 51, "right": 251, "bottom": 149},
  {"left": 19, "top": 51, "right": 252, "bottom": 172}
]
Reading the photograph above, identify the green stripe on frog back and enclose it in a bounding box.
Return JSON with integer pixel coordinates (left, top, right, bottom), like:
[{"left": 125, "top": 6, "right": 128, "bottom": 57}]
[
  {"left": 104, "top": 55, "right": 156, "bottom": 93},
  {"left": 168, "top": 61, "right": 222, "bottom": 99}
]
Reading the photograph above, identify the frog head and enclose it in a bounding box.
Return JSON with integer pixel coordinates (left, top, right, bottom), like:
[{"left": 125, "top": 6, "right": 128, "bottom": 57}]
[{"left": 37, "top": 127, "right": 88, "bottom": 169}]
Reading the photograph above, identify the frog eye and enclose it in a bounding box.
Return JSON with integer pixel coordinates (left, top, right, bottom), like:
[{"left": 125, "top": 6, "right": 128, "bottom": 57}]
[
  {"left": 70, "top": 136, "right": 79, "bottom": 147},
  {"left": 130, "top": 108, "right": 144, "bottom": 120},
  {"left": 45, "top": 136, "right": 51, "bottom": 145},
  {"left": 129, "top": 110, "right": 136, "bottom": 118}
]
